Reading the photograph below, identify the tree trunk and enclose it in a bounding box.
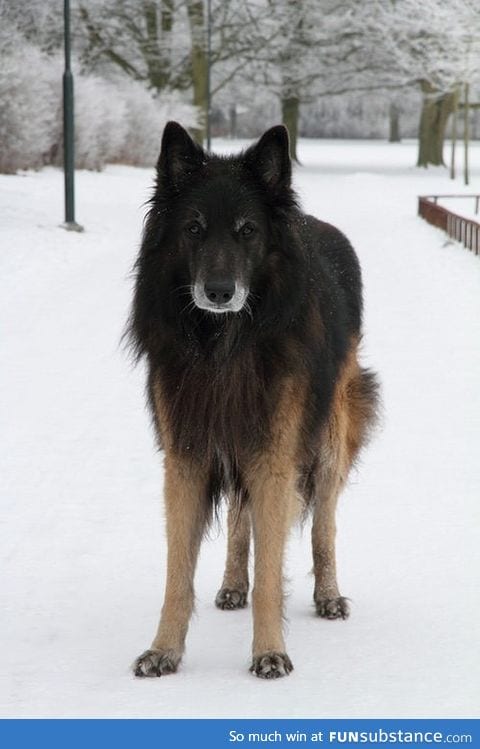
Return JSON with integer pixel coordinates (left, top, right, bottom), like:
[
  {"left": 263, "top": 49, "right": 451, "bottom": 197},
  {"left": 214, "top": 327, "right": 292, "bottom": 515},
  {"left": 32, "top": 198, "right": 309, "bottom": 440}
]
[
  {"left": 388, "top": 103, "right": 401, "bottom": 142},
  {"left": 450, "top": 87, "right": 459, "bottom": 180},
  {"left": 229, "top": 104, "right": 237, "bottom": 139},
  {"left": 142, "top": 1, "right": 173, "bottom": 92},
  {"left": 281, "top": 96, "right": 300, "bottom": 163},
  {"left": 417, "top": 81, "right": 455, "bottom": 167},
  {"left": 187, "top": 0, "right": 207, "bottom": 144}
]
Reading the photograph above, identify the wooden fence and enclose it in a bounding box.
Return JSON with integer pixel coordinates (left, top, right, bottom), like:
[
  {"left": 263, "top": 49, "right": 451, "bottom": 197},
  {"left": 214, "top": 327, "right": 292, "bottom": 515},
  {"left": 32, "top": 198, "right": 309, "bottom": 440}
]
[{"left": 418, "top": 195, "right": 480, "bottom": 256}]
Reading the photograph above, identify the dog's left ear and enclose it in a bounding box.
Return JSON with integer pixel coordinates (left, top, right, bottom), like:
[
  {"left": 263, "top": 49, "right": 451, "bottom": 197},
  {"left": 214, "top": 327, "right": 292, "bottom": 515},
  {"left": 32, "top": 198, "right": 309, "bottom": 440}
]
[
  {"left": 245, "top": 125, "right": 291, "bottom": 189},
  {"left": 157, "top": 121, "right": 205, "bottom": 187}
]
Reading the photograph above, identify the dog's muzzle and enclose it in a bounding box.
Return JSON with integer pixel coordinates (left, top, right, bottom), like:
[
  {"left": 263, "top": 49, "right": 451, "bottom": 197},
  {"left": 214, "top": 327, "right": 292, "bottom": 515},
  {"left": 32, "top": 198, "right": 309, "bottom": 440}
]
[{"left": 193, "top": 280, "right": 248, "bottom": 313}]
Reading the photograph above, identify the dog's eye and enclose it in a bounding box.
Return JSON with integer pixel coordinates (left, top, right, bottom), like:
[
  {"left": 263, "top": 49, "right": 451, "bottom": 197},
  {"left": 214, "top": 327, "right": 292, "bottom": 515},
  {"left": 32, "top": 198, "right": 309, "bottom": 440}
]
[
  {"left": 240, "top": 223, "right": 255, "bottom": 237},
  {"left": 187, "top": 222, "right": 202, "bottom": 235}
]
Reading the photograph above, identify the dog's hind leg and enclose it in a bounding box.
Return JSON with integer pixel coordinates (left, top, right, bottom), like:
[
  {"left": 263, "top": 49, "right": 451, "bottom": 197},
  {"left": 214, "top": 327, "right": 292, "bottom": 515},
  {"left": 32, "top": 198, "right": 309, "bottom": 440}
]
[
  {"left": 133, "top": 452, "right": 209, "bottom": 677},
  {"left": 312, "top": 352, "right": 378, "bottom": 620},
  {"left": 312, "top": 352, "right": 354, "bottom": 621},
  {"left": 312, "top": 464, "right": 350, "bottom": 620},
  {"left": 215, "top": 504, "right": 251, "bottom": 610}
]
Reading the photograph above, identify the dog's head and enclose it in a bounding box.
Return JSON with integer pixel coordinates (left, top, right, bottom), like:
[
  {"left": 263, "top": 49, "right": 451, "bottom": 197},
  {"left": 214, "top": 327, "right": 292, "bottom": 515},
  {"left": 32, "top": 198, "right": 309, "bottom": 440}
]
[{"left": 152, "top": 121, "right": 294, "bottom": 315}]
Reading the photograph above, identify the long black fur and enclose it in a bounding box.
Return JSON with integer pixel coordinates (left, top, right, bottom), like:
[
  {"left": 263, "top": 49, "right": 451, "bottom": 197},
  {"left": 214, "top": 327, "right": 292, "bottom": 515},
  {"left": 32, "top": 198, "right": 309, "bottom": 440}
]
[{"left": 127, "top": 122, "right": 377, "bottom": 509}]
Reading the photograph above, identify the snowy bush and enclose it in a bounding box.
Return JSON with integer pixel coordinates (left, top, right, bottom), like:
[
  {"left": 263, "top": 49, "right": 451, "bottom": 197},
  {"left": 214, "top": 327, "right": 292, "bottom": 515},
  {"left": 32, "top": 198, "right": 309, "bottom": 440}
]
[
  {"left": 116, "top": 84, "right": 199, "bottom": 167},
  {"left": 73, "top": 78, "right": 199, "bottom": 170},
  {"left": 74, "top": 75, "right": 128, "bottom": 170},
  {"left": 0, "top": 35, "right": 60, "bottom": 173},
  {"left": 0, "top": 35, "right": 199, "bottom": 173}
]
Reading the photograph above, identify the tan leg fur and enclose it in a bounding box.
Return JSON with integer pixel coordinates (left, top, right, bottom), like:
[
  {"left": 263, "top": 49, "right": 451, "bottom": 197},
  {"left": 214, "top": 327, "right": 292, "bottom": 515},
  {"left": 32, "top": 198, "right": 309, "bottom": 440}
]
[
  {"left": 133, "top": 387, "right": 210, "bottom": 677},
  {"left": 246, "top": 378, "right": 305, "bottom": 678},
  {"left": 312, "top": 342, "right": 364, "bottom": 620},
  {"left": 215, "top": 504, "right": 251, "bottom": 610}
]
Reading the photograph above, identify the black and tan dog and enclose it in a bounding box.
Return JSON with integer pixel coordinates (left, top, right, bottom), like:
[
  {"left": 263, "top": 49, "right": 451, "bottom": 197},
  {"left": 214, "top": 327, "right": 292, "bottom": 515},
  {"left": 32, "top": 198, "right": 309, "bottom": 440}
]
[{"left": 128, "top": 122, "right": 379, "bottom": 679}]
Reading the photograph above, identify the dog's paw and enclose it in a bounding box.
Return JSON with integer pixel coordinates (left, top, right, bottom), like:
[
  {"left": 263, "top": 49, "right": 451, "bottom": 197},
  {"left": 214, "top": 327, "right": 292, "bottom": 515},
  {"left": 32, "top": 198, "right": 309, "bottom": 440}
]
[
  {"left": 250, "top": 652, "right": 293, "bottom": 679},
  {"left": 215, "top": 587, "right": 248, "bottom": 610},
  {"left": 133, "top": 648, "right": 181, "bottom": 677},
  {"left": 315, "top": 596, "right": 350, "bottom": 620}
]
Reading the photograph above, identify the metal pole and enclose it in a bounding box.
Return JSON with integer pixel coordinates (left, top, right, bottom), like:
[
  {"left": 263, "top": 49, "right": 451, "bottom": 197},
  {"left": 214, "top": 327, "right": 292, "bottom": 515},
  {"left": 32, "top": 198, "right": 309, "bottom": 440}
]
[
  {"left": 206, "top": 0, "right": 212, "bottom": 150},
  {"left": 63, "top": 0, "right": 83, "bottom": 231},
  {"left": 464, "top": 82, "right": 470, "bottom": 187},
  {"left": 450, "top": 87, "right": 458, "bottom": 180}
]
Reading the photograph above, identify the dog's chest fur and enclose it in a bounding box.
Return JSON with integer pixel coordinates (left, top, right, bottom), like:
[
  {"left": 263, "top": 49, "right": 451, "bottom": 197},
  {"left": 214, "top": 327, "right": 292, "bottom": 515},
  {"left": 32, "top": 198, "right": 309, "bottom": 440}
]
[{"left": 159, "top": 342, "right": 282, "bottom": 464}]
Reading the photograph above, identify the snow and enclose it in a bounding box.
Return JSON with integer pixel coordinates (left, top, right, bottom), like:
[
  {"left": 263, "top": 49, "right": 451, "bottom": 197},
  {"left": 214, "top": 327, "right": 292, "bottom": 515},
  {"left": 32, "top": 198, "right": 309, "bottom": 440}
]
[{"left": 1, "top": 140, "right": 479, "bottom": 719}]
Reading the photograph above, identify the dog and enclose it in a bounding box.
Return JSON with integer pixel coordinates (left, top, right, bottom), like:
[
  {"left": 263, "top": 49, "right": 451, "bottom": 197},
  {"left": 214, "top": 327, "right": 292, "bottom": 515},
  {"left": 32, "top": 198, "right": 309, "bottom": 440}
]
[{"left": 128, "top": 121, "right": 379, "bottom": 679}]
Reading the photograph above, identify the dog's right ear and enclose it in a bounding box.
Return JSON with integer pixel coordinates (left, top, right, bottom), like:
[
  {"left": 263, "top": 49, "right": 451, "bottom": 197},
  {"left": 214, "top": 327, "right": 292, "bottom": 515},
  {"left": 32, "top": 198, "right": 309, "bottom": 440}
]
[{"left": 156, "top": 122, "right": 205, "bottom": 187}]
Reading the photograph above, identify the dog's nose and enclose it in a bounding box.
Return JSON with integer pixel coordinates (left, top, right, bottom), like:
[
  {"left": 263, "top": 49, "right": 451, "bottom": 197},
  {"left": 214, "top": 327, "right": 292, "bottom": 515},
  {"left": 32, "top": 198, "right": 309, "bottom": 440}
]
[{"left": 204, "top": 279, "right": 235, "bottom": 304}]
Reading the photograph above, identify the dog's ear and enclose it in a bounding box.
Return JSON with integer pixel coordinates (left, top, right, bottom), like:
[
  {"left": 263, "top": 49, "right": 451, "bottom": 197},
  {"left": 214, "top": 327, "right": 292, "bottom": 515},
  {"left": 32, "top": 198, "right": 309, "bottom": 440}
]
[
  {"left": 245, "top": 125, "right": 291, "bottom": 189},
  {"left": 157, "top": 121, "right": 205, "bottom": 187}
]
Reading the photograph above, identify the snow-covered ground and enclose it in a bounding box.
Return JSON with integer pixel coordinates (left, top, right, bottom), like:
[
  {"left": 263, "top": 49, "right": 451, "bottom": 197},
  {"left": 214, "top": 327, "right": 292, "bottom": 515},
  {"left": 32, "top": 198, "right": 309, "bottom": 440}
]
[{"left": 1, "top": 139, "right": 479, "bottom": 719}]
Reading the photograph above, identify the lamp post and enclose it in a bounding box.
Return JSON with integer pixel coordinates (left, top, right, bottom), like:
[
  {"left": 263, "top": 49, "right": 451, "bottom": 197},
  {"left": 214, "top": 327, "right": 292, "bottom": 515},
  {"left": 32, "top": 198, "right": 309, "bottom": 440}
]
[
  {"left": 206, "top": 0, "right": 212, "bottom": 150},
  {"left": 63, "top": 0, "right": 83, "bottom": 231}
]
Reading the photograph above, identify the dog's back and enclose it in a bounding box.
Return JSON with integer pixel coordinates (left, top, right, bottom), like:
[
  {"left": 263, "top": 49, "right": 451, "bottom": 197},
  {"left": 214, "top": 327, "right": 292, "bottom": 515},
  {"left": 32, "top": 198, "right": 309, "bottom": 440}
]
[{"left": 304, "top": 215, "right": 363, "bottom": 333}]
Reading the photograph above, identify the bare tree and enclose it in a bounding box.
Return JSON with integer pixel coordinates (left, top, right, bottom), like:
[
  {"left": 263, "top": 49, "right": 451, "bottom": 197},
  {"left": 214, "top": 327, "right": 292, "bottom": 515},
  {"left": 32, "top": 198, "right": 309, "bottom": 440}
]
[
  {"left": 77, "top": 0, "right": 276, "bottom": 141},
  {"left": 374, "top": 0, "right": 480, "bottom": 166}
]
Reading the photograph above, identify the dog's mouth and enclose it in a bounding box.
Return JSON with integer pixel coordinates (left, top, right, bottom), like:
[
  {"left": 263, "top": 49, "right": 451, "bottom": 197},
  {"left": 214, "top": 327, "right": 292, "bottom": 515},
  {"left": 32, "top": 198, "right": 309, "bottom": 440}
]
[{"left": 192, "top": 280, "right": 249, "bottom": 314}]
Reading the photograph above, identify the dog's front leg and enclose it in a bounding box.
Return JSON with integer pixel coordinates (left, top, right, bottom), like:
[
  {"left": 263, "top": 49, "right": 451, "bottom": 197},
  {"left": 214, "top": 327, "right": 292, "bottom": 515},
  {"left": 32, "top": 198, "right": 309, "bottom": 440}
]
[
  {"left": 134, "top": 452, "right": 209, "bottom": 677},
  {"left": 246, "top": 380, "right": 303, "bottom": 679},
  {"left": 247, "top": 451, "right": 297, "bottom": 680},
  {"left": 248, "top": 464, "right": 295, "bottom": 679}
]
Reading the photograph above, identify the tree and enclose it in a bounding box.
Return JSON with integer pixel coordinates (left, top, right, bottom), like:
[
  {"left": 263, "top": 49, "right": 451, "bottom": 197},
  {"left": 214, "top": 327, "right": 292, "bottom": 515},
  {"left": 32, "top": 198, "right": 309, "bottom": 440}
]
[
  {"left": 0, "top": 0, "right": 198, "bottom": 173},
  {"left": 275, "top": 0, "right": 310, "bottom": 161},
  {"left": 185, "top": 1, "right": 207, "bottom": 140},
  {"left": 389, "top": 102, "right": 401, "bottom": 142},
  {"left": 78, "top": 1, "right": 180, "bottom": 90},
  {"left": 375, "top": 0, "right": 480, "bottom": 166},
  {"left": 77, "top": 0, "right": 276, "bottom": 142},
  {"left": 235, "top": 0, "right": 421, "bottom": 159}
]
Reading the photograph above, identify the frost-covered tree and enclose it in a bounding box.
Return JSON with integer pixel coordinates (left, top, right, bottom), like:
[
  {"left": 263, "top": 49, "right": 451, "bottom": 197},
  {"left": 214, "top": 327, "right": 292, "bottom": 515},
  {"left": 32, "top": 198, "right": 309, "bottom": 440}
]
[
  {"left": 2, "top": 0, "right": 478, "bottom": 172},
  {"left": 0, "top": 1, "right": 198, "bottom": 173},
  {"left": 78, "top": 1, "right": 179, "bottom": 89},
  {"left": 369, "top": 0, "right": 480, "bottom": 166},
  {"left": 77, "top": 0, "right": 275, "bottom": 141},
  {"left": 239, "top": 0, "right": 400, "bottom": 159},
  {"left": 0, "top": 0, "right": 61, "bottom": 53},
  {"left": 273, "top": 0, "right": 480, "bottom": 165}
]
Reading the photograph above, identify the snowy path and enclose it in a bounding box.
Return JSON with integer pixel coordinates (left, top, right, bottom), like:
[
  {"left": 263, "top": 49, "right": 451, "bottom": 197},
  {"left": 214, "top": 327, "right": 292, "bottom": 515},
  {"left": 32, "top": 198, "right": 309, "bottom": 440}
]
[{"left": 1, "top": 141, "right": 479, "bottom": 718}]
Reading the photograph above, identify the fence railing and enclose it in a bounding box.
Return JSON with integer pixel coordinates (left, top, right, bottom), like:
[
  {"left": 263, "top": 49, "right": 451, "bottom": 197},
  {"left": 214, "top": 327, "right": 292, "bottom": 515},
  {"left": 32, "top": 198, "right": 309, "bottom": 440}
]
[{"left": 418, "top": 195, "right": 480, "bottom": 256}]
